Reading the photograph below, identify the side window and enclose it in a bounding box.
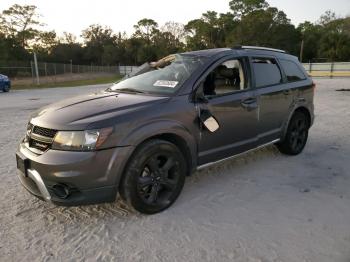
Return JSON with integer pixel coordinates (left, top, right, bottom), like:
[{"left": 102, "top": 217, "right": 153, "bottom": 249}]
[
  {"left": 252, "top": 57, "right": 282, "bottom": 88},
  {"left": 203, "top": 59, "right": 247, "bottom": 96},
  {"left": 280, "top": 59, "right": 306, "bottom": 82}
]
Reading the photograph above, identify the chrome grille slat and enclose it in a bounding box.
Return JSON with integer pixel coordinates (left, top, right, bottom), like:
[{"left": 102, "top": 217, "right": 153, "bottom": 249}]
[
  {"left": 30, "top": 133, "right": 54, "bottom": 143},
  {"left": 32, "top": 126, "right": 57, "bottom": 138},
  {"left": 27, "top": 124, "right": 57, "bottom": 153}
]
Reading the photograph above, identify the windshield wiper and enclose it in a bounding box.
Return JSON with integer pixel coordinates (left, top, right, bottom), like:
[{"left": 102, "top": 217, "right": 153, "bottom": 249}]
[
  {"left": 107, "top": 88, "right": 146, "bottom": 94},
  {"left": 116, "top": 88, "right": 147, "bottom": 94}
]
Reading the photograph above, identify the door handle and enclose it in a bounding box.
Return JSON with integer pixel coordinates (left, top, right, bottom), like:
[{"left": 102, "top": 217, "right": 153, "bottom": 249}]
[
  {"left": 241, "top": 97, "right": 256, "bottom": 106},
  {"left": 241, "top": 97, "right": 257, "bottom": 110}
]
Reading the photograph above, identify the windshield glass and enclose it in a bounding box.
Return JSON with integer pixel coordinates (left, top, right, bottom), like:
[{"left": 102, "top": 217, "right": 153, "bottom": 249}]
[{"left": 109, "top": 54, "right": 207, "bottom": 95}]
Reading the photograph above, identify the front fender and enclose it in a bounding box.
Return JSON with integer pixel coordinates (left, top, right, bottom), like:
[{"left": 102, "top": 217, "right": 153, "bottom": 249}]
[{"left": 117, "top": 119, "right": 198, "bottom": 166}]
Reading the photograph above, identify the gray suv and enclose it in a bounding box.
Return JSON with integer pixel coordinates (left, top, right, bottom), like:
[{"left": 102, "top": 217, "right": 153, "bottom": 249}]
[{"left": 16, "top": 46, "right": 315, "bottom": 214}]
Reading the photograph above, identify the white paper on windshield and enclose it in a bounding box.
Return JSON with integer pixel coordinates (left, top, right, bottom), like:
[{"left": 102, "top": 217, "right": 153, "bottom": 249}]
[{"left": 153, "top": 80, "right": 178, "bottom": 88}]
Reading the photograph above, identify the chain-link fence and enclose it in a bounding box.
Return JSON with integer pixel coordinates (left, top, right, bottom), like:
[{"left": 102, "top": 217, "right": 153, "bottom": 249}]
[
  {"left": 1, "top": 60, "right": 349, "bottom": 87},
  {"left": 119, "top": 65, "right": 138, "bottom": 76},
  {"left": 0, "top": 61, "right": 119, "bottom": 78},
  {"left": 0, "top": 61, "right": 121, "bottom": 86}
]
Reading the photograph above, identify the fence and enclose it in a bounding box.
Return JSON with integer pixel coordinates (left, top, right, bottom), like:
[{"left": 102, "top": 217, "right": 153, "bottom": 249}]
[
  {"left": 0, "top": 61, "right": 121, "bottom": 86},
  {"left": 118, "top": 65, "right": 139, "bottom": 76},
  {"left": 1, "top": 60, "right": 349, "bottom": 86},
  {"left": 0, "top": 61, "right": 119, "bottom": 78},
  {"left": 302, "top": 62, "right": 350, "bottom": 77}
]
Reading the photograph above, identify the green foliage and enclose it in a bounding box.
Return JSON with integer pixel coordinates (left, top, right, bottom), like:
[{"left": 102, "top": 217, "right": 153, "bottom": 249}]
[
  {"left": 0, "top": 3, "right": 350, "bottom": 66},
  {"left": 0, "top": 4, "right": 42, "bottom": 47},
  {"left": 229, "top": 0, "right": 269, "bottom": 17}
]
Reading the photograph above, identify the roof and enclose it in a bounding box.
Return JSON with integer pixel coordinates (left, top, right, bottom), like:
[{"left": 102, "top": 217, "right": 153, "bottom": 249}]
[
  {"left": 182, "top": 48, "right": 232, "bottom": 57},
  {"left": 181, "top": 46, "right": 298, "bottom": 61},
  {"left": 233, "top": 45, "right": 286, "bottom": 53}
]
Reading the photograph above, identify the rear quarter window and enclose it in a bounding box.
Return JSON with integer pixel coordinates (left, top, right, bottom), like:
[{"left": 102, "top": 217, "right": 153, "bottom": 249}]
[
  {"left": 280, "top": 59, "right": 306, "bottom": 82},
  {"left": 252, "top": 58, "right": 282, "bottom": 88}
]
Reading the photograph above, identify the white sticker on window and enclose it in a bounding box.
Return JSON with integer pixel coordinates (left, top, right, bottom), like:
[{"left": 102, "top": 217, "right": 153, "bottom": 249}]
[{"left": 153, "top": 80, "right": 178, "bottom": 88}]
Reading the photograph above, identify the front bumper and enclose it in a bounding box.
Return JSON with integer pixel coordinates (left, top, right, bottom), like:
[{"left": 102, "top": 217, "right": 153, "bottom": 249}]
[
  {"left": 1, "top": 80, "right": 10, "bottom": 89},
  {"left": 16, "top": 142, "right": 133, "bottom": 206}
]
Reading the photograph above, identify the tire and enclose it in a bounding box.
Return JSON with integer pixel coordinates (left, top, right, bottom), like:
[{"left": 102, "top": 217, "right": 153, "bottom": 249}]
[
  {"left": 3, "top": 85, "right": 10, "bottom": 92},
  {"left": 120, "top": 139, "right": 187, "bottom": 214},
  {"left": 277, "top": 111, "right": 309, "bottom": 155}
]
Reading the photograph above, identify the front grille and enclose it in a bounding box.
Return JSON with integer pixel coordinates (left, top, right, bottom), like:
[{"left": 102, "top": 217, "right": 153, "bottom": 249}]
[
  {"left": 27, "top": 124, "right": 57, "bottom": 153},
  {"left": 29, "top": 139, "right": 51, "bottom": 151},
  {"left": 32, "top": 126, "right": 57, "bottom": 138}
]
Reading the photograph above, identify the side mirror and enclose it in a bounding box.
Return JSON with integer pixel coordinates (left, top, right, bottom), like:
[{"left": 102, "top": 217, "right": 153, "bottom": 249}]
[{"left": 199, "top": 109, "right": 220, "bottom": 133}]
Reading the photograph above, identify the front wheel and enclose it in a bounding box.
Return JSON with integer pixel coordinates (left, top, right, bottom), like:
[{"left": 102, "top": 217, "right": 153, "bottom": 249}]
[
  {"left": 3, "top": 85, "right": 10, "bottom": 92},
  {"left": 120, "top": 139, "right": 187, "bottom": 214},
  {"left": 277, "top": 111, "right": 309, "bottom": 155}
]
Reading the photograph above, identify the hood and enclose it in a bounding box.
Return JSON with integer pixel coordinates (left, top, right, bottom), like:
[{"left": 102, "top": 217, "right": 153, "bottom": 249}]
[{"left": 30, "top": 91, "right": 168, "bottom": 130}]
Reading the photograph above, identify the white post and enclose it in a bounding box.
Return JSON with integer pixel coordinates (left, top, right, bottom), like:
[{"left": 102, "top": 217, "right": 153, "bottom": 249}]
[
  {"left": 30, "top": 61, "right": 35, "bottom": 84},
  {"left": 33, "top": 52, "right": 40, "bottom": 85}
]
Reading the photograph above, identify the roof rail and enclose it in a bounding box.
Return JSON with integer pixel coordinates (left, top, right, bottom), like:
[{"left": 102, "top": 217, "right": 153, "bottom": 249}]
[{"left": 233, "top": 45, "right": 286, "bottom": 53}]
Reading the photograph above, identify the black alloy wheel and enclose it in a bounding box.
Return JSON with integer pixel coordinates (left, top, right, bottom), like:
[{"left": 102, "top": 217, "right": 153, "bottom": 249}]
[
  {"left": 277, "top": 111, "right": 309, "bottom": 155},
  {"left": 120, "top": 139, "right": 186, "bottom": 214}
]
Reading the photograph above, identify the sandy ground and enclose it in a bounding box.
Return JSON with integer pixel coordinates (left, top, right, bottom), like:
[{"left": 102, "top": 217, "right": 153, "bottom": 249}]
[{"left": 0, "top": 79, "right": 349, "bottom": 262}]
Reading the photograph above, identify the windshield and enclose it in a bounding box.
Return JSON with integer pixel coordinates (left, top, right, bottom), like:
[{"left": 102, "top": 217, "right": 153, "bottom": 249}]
[{"left": 109, "top": 54, "right": 207, "bottom": 95}]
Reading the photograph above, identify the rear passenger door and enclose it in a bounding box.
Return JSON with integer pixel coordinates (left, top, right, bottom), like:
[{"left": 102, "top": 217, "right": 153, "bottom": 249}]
[{"left": 251, "top": 56, "right": 293, "bottom": 144}]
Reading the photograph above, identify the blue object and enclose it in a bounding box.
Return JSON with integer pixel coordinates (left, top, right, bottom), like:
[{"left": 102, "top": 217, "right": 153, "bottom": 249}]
[{"left": 0, "top": 74, "right": 11, "bottom": 92}]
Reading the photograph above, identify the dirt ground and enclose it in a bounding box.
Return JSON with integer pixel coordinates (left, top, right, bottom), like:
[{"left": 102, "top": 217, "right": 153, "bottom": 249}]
[{"left": 0, "top": 79, "right": 349, "bottom": 262}]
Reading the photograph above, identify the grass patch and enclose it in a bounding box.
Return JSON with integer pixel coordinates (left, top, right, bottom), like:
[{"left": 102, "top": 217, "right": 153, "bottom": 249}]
[{"left": 12, "top": 75, "right": 122, "bottom": 90}]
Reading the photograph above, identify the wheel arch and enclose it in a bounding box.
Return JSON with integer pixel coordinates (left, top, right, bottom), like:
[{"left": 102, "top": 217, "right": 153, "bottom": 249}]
[
  {"left": 118, "top": 119, "right": 198, "bottom": 174},
  {"left": 117, "top": 131, "right": 196, "bottom": 199},
  {"left": 281, "top": 106, "right": 312, "bottom": 141},
  {"left": 294, "top": 107, "right": 311, "bottom": 127}
]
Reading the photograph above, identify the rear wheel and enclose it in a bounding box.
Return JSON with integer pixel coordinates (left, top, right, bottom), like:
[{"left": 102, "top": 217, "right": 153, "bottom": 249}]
[
  {"left": 120, "top": 139, "right": 187, "bottom": 214},
  {"left": 277, "top": 111, "right": 309, "bottom": 155}
]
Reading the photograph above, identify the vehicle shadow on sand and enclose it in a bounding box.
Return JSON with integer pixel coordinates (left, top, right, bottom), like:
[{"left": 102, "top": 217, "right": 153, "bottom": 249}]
[
  {"left": 29, "top": 145, "right": 285, "bottom": 223},
  {"left": 24, "top": 139, "right": 342, "bottom": 224}
]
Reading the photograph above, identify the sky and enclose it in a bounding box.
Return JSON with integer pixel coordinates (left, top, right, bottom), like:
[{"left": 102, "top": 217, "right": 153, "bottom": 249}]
[{"left": 0, "top": 0, "right": 349, "bottom": 38}]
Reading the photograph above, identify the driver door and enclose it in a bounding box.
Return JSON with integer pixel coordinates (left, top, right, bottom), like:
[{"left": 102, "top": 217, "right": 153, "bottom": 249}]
[{"left": 195, "top": 56, "right": 259, "bottom": 165}]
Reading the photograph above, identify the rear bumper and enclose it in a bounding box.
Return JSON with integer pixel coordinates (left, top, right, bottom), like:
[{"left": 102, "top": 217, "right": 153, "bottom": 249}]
[{"left": 16, "top": 142, "right": 134, "bottom": 206}]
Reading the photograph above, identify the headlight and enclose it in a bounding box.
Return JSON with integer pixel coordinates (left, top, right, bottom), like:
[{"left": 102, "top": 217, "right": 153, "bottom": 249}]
[{"left": 52, "top": 127, "right": 113, "bottom": 151}]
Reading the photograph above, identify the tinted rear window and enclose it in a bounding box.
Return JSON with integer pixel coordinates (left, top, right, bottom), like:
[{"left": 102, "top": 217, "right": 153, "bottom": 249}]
[
  {"left": 280, "top": 59, "right": 306, "bottom": 82},
  {"left": 252, "top": 58, "right": 282, "bottom": 88}
]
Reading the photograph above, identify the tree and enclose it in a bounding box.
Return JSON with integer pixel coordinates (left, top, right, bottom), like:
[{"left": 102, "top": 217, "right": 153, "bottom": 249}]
[
  {"left": 161, "top": 21, "right": 186, "bottom": 45},
  {"left": 133, "top": 18, "right": 159, "bottom": 44},
  {"left": 0, "top": 32, "right": 29, "bottom": 62},
  {"left": 319, "top": 10, "right": 337, "bottom": 26},
  {"left": 229, "top": 7, "right": 299, "bottom": 55},
  {"left": 185, "top": 11, "right": 230, "bottom": 49},
  {"left": 60, "top": 32, "right": 77, "bottom": 44},
  {"left": 1, "top": 2, "right": 350, "bottom": 66},
  {"left": 318, "top": 16, "right": 350, "bottom": 61},
  {"left": 229, "top": 0, "right": 269, "bottom": 18},
  {"left": 34, "top": 31, "right": 58, "bottom": 52},
  {"left": 297, "top": 22, "right": 322, "bottom": 62},
  {"left": 81, "top": 24, "right": 116, "bottom": 45},
  {"left": 81, "top": 24, "right": 117, "bottom": 64},
  {"left": 0, "top": 4, "right": 42, "bottom": 47}
]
